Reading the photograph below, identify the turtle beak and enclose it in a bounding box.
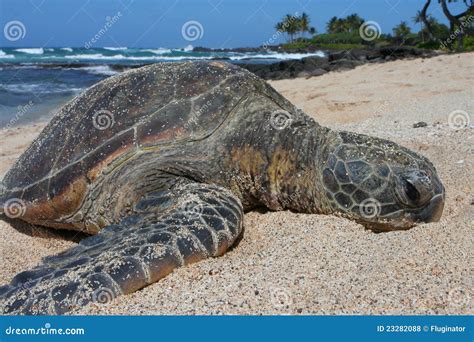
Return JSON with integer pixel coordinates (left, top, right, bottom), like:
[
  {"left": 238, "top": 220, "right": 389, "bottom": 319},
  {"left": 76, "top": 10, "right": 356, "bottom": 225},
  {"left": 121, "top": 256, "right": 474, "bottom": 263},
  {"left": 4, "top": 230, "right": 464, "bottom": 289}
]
[
  {"left": 369, "top": 192, "right": 445, "bottom": 232},
  {"left": 412, "top": 193, "right": 445, "bottom": 223}
]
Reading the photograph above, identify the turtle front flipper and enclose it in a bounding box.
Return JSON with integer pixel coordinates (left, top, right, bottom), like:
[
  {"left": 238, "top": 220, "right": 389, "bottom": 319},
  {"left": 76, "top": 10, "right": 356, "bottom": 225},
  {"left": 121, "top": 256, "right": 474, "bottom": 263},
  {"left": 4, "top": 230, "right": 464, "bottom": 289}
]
[{"left": 0, "top": 182, "right": 243, "bottom": 315}]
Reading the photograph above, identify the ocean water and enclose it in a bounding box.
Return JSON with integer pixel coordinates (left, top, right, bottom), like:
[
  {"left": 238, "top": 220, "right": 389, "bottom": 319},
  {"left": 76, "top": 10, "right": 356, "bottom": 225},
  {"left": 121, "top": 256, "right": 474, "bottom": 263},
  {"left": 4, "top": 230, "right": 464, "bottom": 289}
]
[{"left": 0, "top": 47, "right": 325, "bottom": 127}]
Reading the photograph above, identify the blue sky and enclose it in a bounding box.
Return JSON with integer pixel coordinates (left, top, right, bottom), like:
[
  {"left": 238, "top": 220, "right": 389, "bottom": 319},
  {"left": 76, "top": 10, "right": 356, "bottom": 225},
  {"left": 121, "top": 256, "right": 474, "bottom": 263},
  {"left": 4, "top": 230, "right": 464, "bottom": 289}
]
[{"left": 0, "top": 0, "right": 467, "bottom": 48}]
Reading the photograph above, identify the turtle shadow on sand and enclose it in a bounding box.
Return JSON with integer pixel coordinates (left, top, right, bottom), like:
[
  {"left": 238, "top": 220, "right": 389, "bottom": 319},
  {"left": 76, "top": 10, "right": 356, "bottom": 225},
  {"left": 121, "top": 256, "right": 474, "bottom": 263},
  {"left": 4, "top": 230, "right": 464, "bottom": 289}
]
[{"left": 3, "top": 217, "right": 88, "bottom": 243}]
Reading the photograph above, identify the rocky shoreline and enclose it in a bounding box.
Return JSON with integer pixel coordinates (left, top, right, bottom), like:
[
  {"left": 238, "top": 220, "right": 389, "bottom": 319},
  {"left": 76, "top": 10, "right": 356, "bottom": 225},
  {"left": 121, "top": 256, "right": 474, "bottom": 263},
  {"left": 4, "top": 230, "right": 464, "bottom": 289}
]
[
  {"left": 93, "top": 46, "right": 442, "bottom": 80},
  {"left": 1, "top": 46, "right": 441, "bottom": 81},
  {"left": 239, "top": 46, "right": 440, "bottom": 79}
]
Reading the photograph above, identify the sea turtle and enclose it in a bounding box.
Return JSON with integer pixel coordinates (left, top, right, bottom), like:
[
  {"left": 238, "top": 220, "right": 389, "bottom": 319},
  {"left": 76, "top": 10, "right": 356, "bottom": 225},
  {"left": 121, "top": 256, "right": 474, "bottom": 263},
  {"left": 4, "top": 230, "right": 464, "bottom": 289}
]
[{"left": 0, "top": 62, "right": 444, "bottom": 314}]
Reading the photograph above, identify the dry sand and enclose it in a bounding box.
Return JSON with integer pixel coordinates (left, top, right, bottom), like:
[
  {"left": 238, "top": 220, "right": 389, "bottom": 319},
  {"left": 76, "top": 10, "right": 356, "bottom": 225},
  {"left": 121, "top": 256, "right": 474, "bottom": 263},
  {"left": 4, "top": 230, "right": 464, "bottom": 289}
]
[{"left": 0, "top": 53, "right": 472, "bottom": 315}]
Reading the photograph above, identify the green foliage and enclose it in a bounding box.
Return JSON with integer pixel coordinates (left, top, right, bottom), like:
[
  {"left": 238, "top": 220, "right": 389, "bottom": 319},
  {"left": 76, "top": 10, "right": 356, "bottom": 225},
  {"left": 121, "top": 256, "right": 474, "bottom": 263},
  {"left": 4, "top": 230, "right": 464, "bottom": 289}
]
[
  {"left": 313, "top": 43, "right": 366, "bottom": 50},
  {"left": 281, "top": 40, "right": 365, "bottom": 50},
  {"left": 463, "top": 35, "right": 474, "bottom": 51},
  {"left": 281, "top": 40, "right": 312, "bottom": 50},
  {"left": 421, "top": 17, "right": 450, "bottom": 41},
  {"left": 312, "top": 32, "right": 363, "bottom": 44},
  {"left": 272, "top": 3, "right": 473, "bottom": 51},
  {"left": 326, "top": 14, "right": 365, "bottom": 34},
  {"left": 275, "top": 12, "right": 316, "bottom": 42},
  {"left": 431, "top": 23, "right": 451, "bottom": 40},
  {"left": 393, "top": 21, "right": 412, "bottom": 38},
  {"left": 417, "top": 40, "right": 443, "bottom": 49},
  {"left": 422, "top": 0, "right": 474, "bottom": 51}
]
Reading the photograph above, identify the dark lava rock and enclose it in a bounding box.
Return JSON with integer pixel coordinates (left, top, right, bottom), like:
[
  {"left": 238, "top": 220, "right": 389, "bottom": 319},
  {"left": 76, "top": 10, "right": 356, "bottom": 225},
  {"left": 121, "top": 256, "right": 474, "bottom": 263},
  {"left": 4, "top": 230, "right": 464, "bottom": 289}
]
[
  {"left": 413, "top": 121, "right": 429, "bottom": 128},
  {"left": 217, "top": 46, "right": 438, "bottom": 80}
]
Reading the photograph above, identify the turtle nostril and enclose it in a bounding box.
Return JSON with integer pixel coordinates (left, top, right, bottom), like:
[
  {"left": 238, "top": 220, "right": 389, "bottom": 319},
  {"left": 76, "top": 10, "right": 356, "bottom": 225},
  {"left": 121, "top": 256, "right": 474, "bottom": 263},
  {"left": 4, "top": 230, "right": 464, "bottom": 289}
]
[
  {"left": 396, "top": 171, "right": 433, "bottom": 208},
  {"left": 404, "top": 179, "right": 420, "bottom": 203}
]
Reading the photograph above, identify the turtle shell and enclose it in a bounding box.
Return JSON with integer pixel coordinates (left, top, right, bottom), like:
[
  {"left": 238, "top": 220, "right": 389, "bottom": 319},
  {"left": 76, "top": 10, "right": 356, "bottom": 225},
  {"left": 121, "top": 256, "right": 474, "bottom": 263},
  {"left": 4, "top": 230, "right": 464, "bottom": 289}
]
[{"left": 1, "top": 61, "right": 263, "bottom": 223}]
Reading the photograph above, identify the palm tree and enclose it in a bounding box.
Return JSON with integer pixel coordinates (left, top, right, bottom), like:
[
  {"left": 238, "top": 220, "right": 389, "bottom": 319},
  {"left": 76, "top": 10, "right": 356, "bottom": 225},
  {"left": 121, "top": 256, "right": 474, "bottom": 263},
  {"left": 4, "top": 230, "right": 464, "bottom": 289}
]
[
  {"left": 326, "top": 16, "right": 339, "bottom": 33},
  {"left": 413, "top": 10, "right": 426, "bottom": 42},
  {"left": 418, "top": 0, "right": 474, "bottom": 49},
  {"left": 275, "top": 13, "right": 315, "bottom": 42},
  {"left": 345, "top": 13, "right": 364, "bottom": 32},
  {"left": 326, "top": 14, "right": 365, "bottom": 34},
  {"left": 334, "top": 18, "right": 346, "bottom": 33},
  {"left": 438, "top": 0, "right": 474, "bottom": 50},
  {"left": 284, "top": 14, "right": 299, "bottom": 41},
  {"left": 393, "top": 21, "right": 412, "bottom": 39},
  {"left": 299, "top": 12, "right": 310, "bottom": 37},
  {"left": 275, "top": 21, "right": 284, "bottom": 33},
  {"left": 275, "top": 14, "right": 300, "bottom": 42}
]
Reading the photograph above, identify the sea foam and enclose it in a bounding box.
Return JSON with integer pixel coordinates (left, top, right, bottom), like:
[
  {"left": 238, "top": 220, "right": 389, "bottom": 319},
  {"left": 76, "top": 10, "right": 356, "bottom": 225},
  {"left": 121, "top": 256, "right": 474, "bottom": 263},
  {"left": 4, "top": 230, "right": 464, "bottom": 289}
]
[{"left": 15, "top": 48, "right": 45, "bottom": 54}]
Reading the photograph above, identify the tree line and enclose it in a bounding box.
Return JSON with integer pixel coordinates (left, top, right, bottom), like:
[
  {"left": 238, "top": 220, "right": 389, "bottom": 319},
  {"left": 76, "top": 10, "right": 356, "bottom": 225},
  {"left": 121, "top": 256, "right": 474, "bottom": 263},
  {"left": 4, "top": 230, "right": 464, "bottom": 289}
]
[
  {"left": 274, "top": 13, "right": 316, "bottom": 41},
  {"left": 274, "top": 0, "right": 473, "bottom": 51}
]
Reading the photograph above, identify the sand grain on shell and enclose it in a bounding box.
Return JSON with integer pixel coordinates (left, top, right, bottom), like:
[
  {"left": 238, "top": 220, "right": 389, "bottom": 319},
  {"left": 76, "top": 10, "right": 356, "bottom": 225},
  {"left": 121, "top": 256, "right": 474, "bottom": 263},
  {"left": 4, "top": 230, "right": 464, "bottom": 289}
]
[{"left": 0, "top": 53, "right": 472, "bottom": 314}]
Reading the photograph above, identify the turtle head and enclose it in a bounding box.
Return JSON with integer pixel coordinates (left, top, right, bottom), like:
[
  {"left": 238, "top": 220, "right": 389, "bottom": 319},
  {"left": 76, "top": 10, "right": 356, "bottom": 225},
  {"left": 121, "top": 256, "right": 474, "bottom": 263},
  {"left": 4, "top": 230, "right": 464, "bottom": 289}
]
[{"left": 321, "top": 131, "right": 445, "bottom": 231}]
